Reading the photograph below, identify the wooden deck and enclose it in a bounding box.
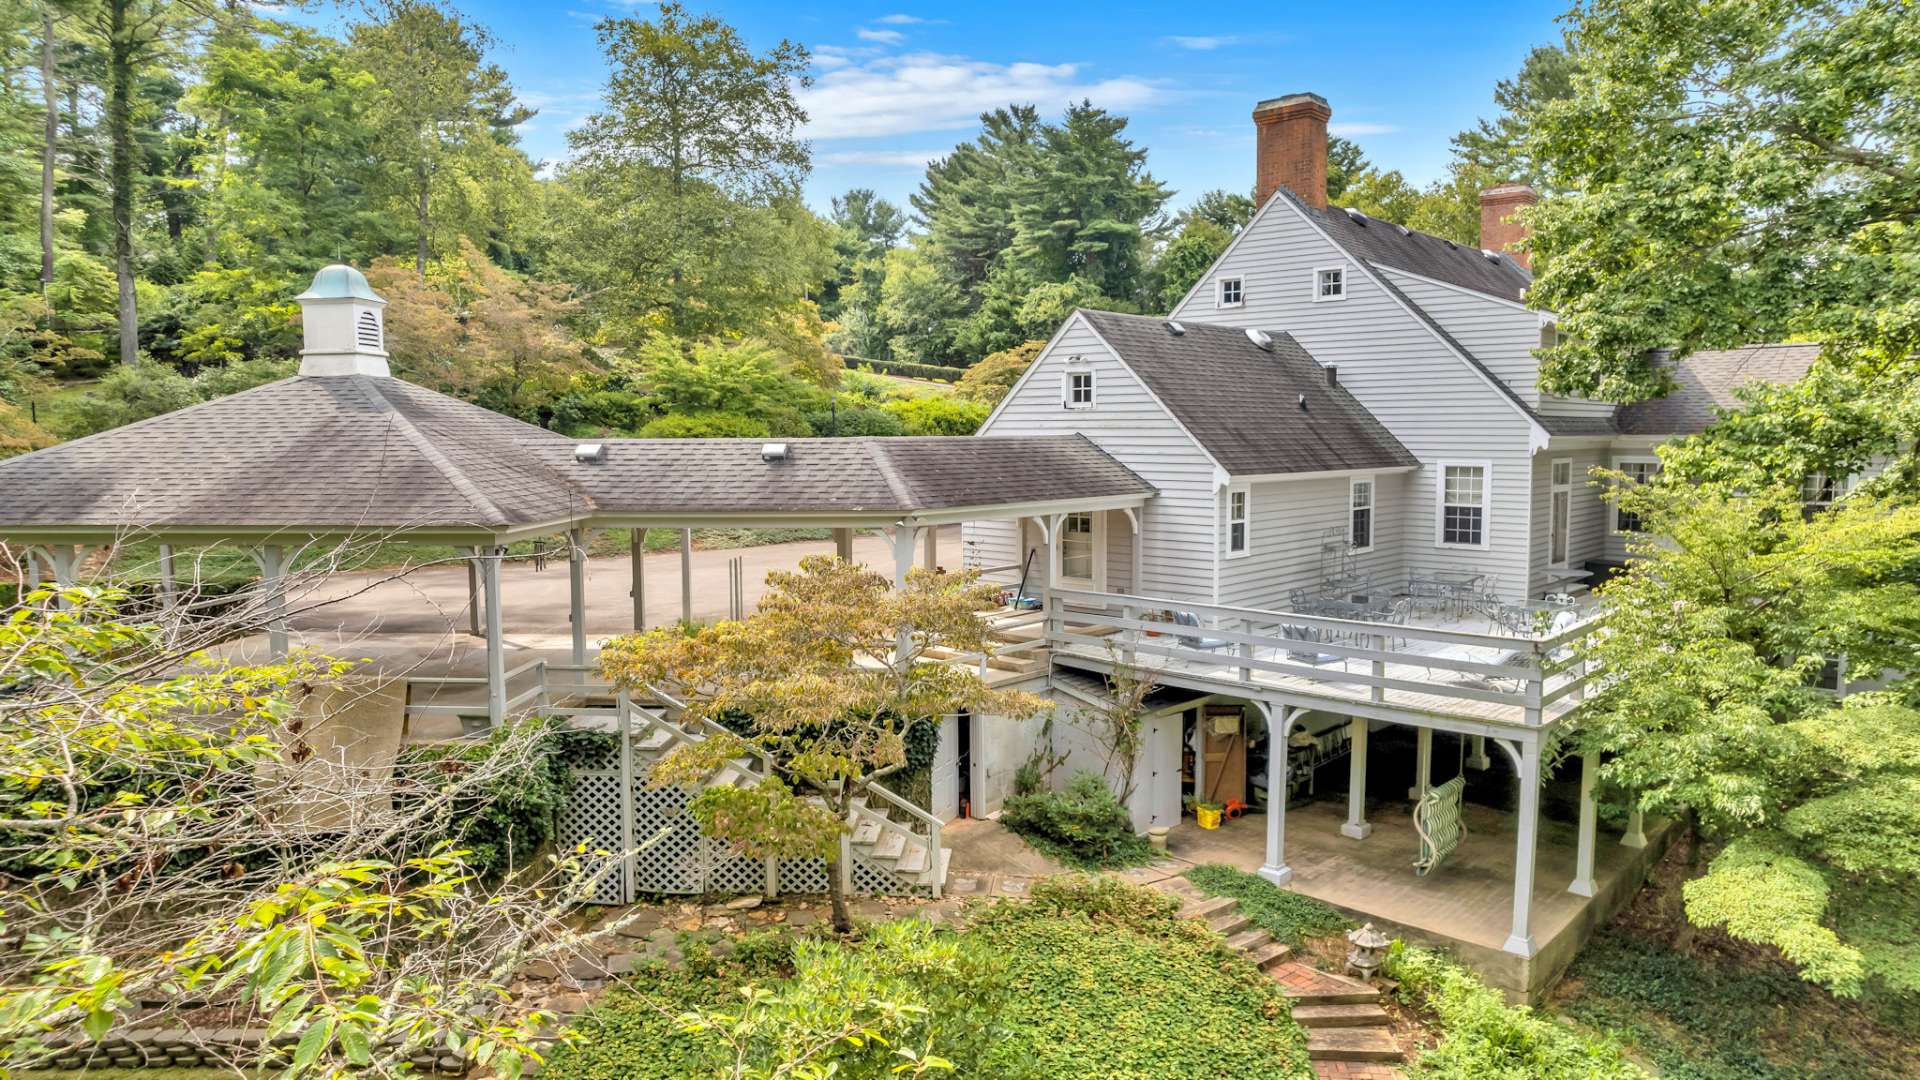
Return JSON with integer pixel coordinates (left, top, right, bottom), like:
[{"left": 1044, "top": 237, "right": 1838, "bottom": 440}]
[{"left": 1044, "top": 588, "right": 1599, "bottom": 731}]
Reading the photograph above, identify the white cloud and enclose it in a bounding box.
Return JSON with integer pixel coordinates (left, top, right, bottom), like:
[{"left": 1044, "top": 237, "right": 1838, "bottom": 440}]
[
  {"left": 1165, "top": 35, "right": 1235, "bottom": 50},
  {"left": 816, "top": 148, "right": 946, "bottom": 168},
  {"left": 875, "top": 13, "right": 938, "bottom": 24},
  {"left": 857, "top": 27, "right": 906, "bottom": 44},
  {"left": 799, "top": 52, "right": 1164, "bottom": 140},
  {"left": 1329, "top": 122, "right": 1399, "bottom": 136}
]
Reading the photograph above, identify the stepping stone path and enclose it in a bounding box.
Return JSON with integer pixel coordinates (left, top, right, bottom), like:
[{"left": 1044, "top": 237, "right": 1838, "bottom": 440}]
[{"left": 1150, "top": 877, "right": 1406, "bottom": 1080}]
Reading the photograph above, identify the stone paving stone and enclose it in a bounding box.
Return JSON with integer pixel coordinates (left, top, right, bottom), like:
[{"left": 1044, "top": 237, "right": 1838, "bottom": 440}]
[{"left": 996, "top": 876, "right": 1031, "bottom": 896}]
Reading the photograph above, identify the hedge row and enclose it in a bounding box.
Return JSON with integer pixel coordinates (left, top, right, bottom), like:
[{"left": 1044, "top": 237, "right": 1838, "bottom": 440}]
[{"left": 848, "top": 357, "right": 968, "bottom": 381}]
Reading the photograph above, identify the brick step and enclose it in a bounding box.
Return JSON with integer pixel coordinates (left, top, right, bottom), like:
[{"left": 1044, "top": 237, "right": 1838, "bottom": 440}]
[
  {"left": 1271, "top": 962, "right": 1382, "bottom": 1006},
  {"left": 1246, "top": 940, "right": 1293, "bottom": 971},
  {"left": 1292, "top": 1003, "right": 1390, "bottom": 1029},
  {"left": 1305, "top": 1027, "right": 1403, "bottom": 1063}
]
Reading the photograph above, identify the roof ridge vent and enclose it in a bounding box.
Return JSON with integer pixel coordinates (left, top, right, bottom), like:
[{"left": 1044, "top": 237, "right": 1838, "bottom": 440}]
[
  {"left": 761, "top": 442, "right": 789, "bottom": 463},
  {"left": 1342, "top": 207, "right": 1368, "bottom": 225},
  {"left": 1245, "top": 328, "right": 1274, "bottom": 351},
  {"left": 1396, "top": 225, "right": 1411, "bottom": 236},
  {"left": 1443, "top": 239, "right": 1458, "bottom": 250},
  {"left": 1481, "top": 248, "right": 1501, "bottom": 261},
  {"left": 573, "top": 442, "right": 607, "bottom": 464},
  {"left": 1165, "top": 319, "right": 1186, "bottom": 336}
]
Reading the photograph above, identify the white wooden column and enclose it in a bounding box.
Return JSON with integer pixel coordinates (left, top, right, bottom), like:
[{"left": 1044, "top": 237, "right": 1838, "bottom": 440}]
[
  {"left": 678, "top": 528, "right": 693, "bottom": 626},
  {"left": 1467, "top": 734, "right": 1492, "bottom": 770},
  {"left": 833, "top": 527, "right": 855, "bottom": 563},
  {"left": 466, "top": 547, "right": 482, "bottom": 637},
  {"left": 568, "top": 528, "right": 589, "bottom": 666},
  {"left": 1504, "top": 738, "right": 1542, "bottom": 956},
  {"left": 1258, "top": 704, "right": 1295, "bottom": 886},
  {"left": 1410, "top": 726, "right": 1433, "bottom": 799},
  {"left": 156, "top": 544, "right": 177, "bottom": 605},
  {"left": 1128, "top": 509, "right": 1143, "bottom": 596},
  {"left": 253, "top": 545, "right": 289, "bottom": 659},
  {"left": 480, "top": 546, "right": 506, "bottom": 727},
  {"left": 922, "top": 526, "right": 938, "bottom": 571},
  {"left": 1569, "top": 750, "right": 1599, "bottom": 897},
  {"left": 889, "top": 525, "right": 921, "bottom": 588},
  {"left": 1341, "top": 717, "right": 1372, "bottom": 839},
  {"left": 40, "top": 544, "right": 80, "bottom": 610},
  {"left": 1622, "top": 804, "right": 1648, "bottom": 849},
  {"left": 629, "top": 528, "right": 646, "bottom": 632}
]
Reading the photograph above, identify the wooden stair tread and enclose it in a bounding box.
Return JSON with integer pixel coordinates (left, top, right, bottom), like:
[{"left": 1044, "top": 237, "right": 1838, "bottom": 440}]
[
  {"left": 1292, "top": 1003, "right": 1389, "bottom": 1028},
  {"left": 869, "top": 830, "right": 906, "bottom": 860},
  {"left": 1224, "top": 928, "right": 1272, "bottom": 952},
  {"left": 1246, "top": 941, "right": 1292, "bottom": 970},
  {"left": 1206, "top": 911, "right": 1251, "bottom": 937},
  {"left": 852, "top": 821, "right": 883, "bottom": 846},
  {"left": 894, "top": 843, "right": 929, "bottom": 874},
  {"left": 1305, "top": 1027, "right": 1402, "bottom": 1063},
  {"left": 1176, "top": 895, "right": 1236, "bottom": 921}
]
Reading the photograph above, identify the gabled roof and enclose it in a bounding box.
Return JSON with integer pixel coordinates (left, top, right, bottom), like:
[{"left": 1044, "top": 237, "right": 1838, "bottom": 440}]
[
  {"left": 1614, "top": 344, "right": 1821, "bottom": 436},
  {"left": 1077, "top": 309, "right": 1418, "bottom": 477},
  {"left": 1277, "top": 187, "right": 1533, "bottom": 303},
  {"left": 530, "top": 434, "right": 1154, "bottom": 515},
  {"left": 0, "top": 376, "right": 582, "bottom": 534}
]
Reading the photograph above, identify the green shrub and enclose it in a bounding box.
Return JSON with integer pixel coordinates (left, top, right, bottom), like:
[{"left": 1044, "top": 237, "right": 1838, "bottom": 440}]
[
  {"left": 1386, "top": 943, "right": 1643, "bottom": 1079},
  {"left": 881, "top": 394, "right": 988, "bottom": 435},
  {"left": 1183, "top": 864, "right": 1352, "bottom": 945},
  {"left": 637, "top": 411, "right": 771, "bottom": 438},
  {"left": 803, "top": 403, "right": 905, "bottom": 437},
  {"left": 55, "top": 362, "right": 200, "bottom": 437},
  {"left": 393, "top": 717, "right": 570, "bottom": 880},
  {"left": 850, "top": 357, "right": 966, "bottom": 381},
  {"left": 1001, "top": 769, "right": 1153, "bottom": 869}
]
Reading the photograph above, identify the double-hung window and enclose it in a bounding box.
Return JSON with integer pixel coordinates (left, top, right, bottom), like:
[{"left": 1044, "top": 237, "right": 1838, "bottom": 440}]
[
  {"left": 1348, "top": 478, "right": 1374, "bottom": 552},
  {"left": 1226, "top": 489, "right": 1250, "bottom": 557},
  {"left": 1613, "top": 458, "right": 1660, "bottom": 533},
  {"left": 1437, "top": 463, "right": 1488, "bottom": 547},
  {"left": 1802, "top": 470, "right": 1845, "bottom": 514},
  {"left": 1064, "top": 365, "right": 1095, "bottom": 409}
]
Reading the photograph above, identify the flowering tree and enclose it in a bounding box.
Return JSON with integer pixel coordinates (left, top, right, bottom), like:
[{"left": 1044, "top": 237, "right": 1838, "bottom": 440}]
[{"left": 599, "top": 556, "right": 1051, "bottom": 931}]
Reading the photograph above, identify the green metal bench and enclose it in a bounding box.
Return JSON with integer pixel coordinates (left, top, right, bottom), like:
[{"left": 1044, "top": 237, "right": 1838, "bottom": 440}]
[{"left": 1413, "top": 775, "right": 1466, "bottom": 876}]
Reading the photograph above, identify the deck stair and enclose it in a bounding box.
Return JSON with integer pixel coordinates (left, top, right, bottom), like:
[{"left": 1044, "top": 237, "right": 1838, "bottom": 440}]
[{"left": 1151, "top": 876, "right": 1404, "bottom": 1075}]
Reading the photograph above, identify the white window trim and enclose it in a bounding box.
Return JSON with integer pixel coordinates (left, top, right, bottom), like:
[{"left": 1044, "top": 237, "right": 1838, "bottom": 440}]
[
  {"left": 1216, "top": 276, "right": 1245, "bottom": 309},
  {"left": 1548, "top": 456, "right": 1573, "bottom": 569},
  {"left": 1433, "top": 460, "right": 1492, "bottom": 550},
  {"left": 1611, "top": 456, "right": 1660, "bottom": 534},
  {"left": 1054, "top": 510, "right": 1105, "bottom": 589},
  {"left": 1224, "top": 486, "right": 1251, "bottom": 559},
  {"left": 1347, "top": 475, "right": 1375, "bottom": 554},
  {"left": 1061, "top": 359, "right": 1095, "bottom": 410},
  {"left": 1311, "top": 264, "right": 1348, "bottom": 303}
]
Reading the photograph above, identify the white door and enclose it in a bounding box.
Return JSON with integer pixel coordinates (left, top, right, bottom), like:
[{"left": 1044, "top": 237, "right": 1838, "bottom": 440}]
[
  {"left": 1056, "top": 510, "right": 1106, "bottom": 591},
  {"left": 1143, "top": 713, "right": 1183, "bottom": 829},
  {"left": 1549, "top": 458, "right": 1573, "bottom": 567},
  {"left": 931, "top": 714, "right": 960, "bottom": 822}
]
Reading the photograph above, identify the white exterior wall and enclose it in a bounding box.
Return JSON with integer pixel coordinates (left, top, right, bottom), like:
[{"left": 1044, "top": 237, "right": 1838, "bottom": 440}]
[
  {"left": 971, "top": 709, "right": 1051, "bottom": 818},
  {"left": 1044, "top": 693, "right": 1184, "bottom": 832},
  {"left": 1171, "top": 201, "right": 1539, "bottom": 599},
  {"left": 1379, "top": 268, "right": 1546, "bottom": 408},
  {"left": 1529, "top": 447, "right": 1615, "bottom": 594},
  {"left": 968, "top": 315, "right": 1220, "bottom": 604},
  {"left": 1217, "top": 472, "right": 1408, "bottom": 609}
]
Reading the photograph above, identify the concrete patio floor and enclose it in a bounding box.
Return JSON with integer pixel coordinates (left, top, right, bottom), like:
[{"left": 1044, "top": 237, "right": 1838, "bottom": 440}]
[{"left": 1160, "top": 798, "right": 1670, "bottom": 1000}]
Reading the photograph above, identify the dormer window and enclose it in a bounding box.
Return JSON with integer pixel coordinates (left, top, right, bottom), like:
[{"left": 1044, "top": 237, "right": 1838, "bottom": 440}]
[
  {"left": 1063, "top": 364, "right": 1095, "bottom": 409},
  {"left": 1217, "top": 277, "right": 1244, "bottom": 308},
  {"left": 1314, "top": 266, "right": 1346, "bottom": 302}
]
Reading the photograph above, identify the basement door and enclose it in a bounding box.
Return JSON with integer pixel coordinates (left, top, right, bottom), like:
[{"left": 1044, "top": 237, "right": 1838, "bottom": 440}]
[{"left": 932, "top": 714, "right": 960, "bottom": 821}]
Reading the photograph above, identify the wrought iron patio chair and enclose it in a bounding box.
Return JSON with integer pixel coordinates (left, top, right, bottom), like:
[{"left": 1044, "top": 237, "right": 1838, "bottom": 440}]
[{"left": 1172, "top": 610, "right": 1235, "bottom": 652}]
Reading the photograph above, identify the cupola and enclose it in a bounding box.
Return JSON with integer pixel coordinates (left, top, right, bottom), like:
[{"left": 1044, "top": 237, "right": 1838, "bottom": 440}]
[{"left": 295, "top": 264, "right": 390, "bottom": 377}]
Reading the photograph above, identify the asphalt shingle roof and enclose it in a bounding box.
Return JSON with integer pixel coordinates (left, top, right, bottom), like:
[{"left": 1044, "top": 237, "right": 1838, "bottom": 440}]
[
  {"left": 1079, "top": 309, "right": 1418, "bottom": 476},
  {"left": 533, "top": 435, "right": 1154, "bottom": 515},
  {"left": 1275, "top": 188, "right": 1534, "bottom": 303},
  {"left": 0, "top": 375, "right": 582, "bottom": 533},
  {"left": 1614, "top": 344, "right": 1821, "bottom": 436}
]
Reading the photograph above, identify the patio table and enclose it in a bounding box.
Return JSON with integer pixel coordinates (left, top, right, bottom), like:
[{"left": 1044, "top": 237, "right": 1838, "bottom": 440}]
[{"left": 1408, "top": 570, "right": 1486, "bottom": 618}]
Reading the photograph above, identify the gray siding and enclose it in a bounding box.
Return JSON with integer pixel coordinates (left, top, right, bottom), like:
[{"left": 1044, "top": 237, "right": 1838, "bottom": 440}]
[
  {"left": 1529, "top": 448, "right": 1614, "bottom": 594},
  {"left": 967, "top": 315, "right": 1220, "bottom": 603},
  {"left": 1170, "top": 200, "right": 1539, "bottom": 599},
  {"left": 1217, "top": 471, "right": 1408, "bottom": 609},
  {"left": 1380, "top": 267, "right": 1545, "bottom": 407}
]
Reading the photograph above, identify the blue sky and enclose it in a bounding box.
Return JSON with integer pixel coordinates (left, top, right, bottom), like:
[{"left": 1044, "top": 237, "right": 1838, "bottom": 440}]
[{"left": 296, "top": 1, "right": 1570, "bottom": 216}]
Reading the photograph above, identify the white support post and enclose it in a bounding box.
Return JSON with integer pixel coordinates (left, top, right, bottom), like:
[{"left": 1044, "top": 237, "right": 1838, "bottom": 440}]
[
  {"left": 1569, "top": 750, "right": 1599, "bottom": 897},
  {"left": 1190, "top": 716, "right": 1205, "bottom": 810},
  {"left": 889, "top": 525, "right": 921, "bottom": 589},
  {"left": 253, "top": 545, "right": 289, "bottom": 659},
  {"left": 630, "top": 528, "right": 646, "bottom": 632},
  {"left": 1505, "top": 738, "right": 1542, "bottom": 956},
  {"left": 1622, "top": 804, "right": 1648, "bottom": 849},
  {"left": 156, "top": 544, "right": 176, "bottom": 605},
  {"left": 1130, "top": 517, "right": 1143, "bottom": 596},
  {"left": 922, "top": 526, "right": 937, "bottom": 571},
  {"left": 833, "top": 527, "right": 855, "bottom": 563},
  {"left": 1468, "top": 734, "right": 1492, "bottom": 771},
  {"left": 616, "top": 690, "right": 637, "bottom": 903},
  {"left": 1341, "top": 718, "right": 1372, "bottom": 839},
  {"left": 466, "top": 547, "right": 482, "bottom": 637},
  {"left": 1410, "top": 726, "right": 1433, "bottom": 799},
  {"left": 481, "top": 547, "right": 506, "bottom": 727},
  {"left": 679, "top": 528, "right": 693, "bottom": 626},
  {"left": 568, "top": 528, "right": 588, "bottom": 667},
  {"left": 1258, "top": 704, "right": 1294, "bottom": 886}
]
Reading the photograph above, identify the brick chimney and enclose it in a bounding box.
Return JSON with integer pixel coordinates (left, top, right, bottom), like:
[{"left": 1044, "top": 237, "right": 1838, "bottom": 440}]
[
  {"left": 1479, "top": 184, "right": 1538, "bottom": 268},
  {"left": 1254, "top": 93, "right": 1331, "bottom": 209}
]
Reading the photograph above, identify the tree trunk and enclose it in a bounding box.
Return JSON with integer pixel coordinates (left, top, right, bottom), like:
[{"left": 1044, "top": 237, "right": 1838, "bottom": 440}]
[
  {"left": 415, "top": 158, "right": 430, "bottom": 279},
  {"left": 39, "top": 7, "right": 56, "bottom": 306},
  {"left": 825, "top": 850, "right": 852, "bottom": 933},
  {"left": 107, "top": 0, "right": 139, "bottom": 365}
]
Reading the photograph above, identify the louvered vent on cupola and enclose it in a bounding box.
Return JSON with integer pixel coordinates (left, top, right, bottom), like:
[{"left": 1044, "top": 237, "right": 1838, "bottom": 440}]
[{"left": 356, "top": 309, "right": 383, "bottom": 350}]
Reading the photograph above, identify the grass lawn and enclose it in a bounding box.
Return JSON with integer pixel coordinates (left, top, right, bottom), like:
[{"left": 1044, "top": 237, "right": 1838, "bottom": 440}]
[
  {"left": 861, "top": 371, "right": 955, "bottom": 397},
  {"left": 543, "top": 877, "right": 1311, "bottom": 1080}
]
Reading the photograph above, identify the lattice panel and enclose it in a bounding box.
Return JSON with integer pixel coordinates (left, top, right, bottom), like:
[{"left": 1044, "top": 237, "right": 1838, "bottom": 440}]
[
  {"left": 557, "top": 773, "right": 626, "bottom": 904},
  {"left": 632, "top": 782, "right": 703, "bottom": 895},
  {"left": 777, "top": 858, "right": 830, "bottom": 895},
  {"left": 851, "top": 853, "right": 915, "bottom": 896},
  {"left": 705, "top": 841, "right": 768, "bottom": 894}
]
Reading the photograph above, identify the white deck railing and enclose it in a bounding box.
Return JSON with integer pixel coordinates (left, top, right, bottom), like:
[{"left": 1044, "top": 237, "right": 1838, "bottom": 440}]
[{"left": 1044, "top": 588, "right": 1601, "bottom": 728}]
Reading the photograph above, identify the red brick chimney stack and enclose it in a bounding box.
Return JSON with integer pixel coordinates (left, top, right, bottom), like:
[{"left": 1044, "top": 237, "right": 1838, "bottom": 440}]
[
  {"left": 1479, "top": 184, "right": 1539, "bottom": 268},
  {"left": 1253, "top": 93, "right": 1332, "bottom": 209}
]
